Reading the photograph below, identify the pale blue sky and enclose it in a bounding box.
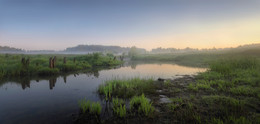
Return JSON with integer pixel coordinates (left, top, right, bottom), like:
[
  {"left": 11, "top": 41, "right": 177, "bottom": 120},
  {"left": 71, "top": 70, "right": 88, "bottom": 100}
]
[{"left": 1, "top": 0, "right": 260, "bottom": 50}]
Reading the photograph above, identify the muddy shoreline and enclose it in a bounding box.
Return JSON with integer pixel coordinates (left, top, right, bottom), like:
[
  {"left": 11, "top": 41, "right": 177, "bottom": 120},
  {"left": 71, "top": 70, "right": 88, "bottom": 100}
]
[
  {"left": 74, "top": 71, "right": 260, "bottom": 124},
  {"left": 74, "top": 75, "right": 198, "bottom": 124}
]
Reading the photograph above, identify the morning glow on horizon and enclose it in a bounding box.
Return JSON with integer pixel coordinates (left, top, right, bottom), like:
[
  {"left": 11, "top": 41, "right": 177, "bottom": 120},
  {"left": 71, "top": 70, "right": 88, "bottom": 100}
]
[{"left": 0, "top": 0, "right": 260, "bottom": 50}]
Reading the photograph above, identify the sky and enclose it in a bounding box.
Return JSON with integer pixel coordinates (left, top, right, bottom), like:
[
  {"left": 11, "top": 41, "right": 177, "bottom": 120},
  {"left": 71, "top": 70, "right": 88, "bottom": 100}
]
[{"left": 0, "top": 0, "right": 260, "bottom": 50}]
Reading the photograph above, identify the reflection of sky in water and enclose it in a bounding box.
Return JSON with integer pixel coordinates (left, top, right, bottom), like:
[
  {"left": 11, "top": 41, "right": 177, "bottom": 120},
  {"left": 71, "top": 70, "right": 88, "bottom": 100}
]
[
  {"left": 101, "top": 64, "right": 206, "bottom": 80},
  {"left": 0, "top": 63, "right": 206, "bottom": 124}
]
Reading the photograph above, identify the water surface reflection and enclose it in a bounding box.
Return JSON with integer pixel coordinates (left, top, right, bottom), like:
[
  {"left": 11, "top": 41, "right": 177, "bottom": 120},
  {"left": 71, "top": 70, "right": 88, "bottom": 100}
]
[{"left": 0, "top": 62, "right": 206, "bottom": 124}]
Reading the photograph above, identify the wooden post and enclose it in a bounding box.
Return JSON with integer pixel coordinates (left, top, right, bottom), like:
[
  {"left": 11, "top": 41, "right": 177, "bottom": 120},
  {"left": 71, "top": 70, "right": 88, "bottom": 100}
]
[
  {"left": 21, "top": 57, "right": 26, "bottom": 65},
  {"left": 63, "top": 76, "right": 67, "bottom": 83},
  {"left": 73, "top": 57, "right": 76, "bottom": 63},
  {"left": 26, "top": 58, "right": 30, "bottom": 66},
  {"left": 49, "top": 57, "right": 53, "bottom": 68},
  {"left": 53, "top": 56, "right": 56, "bottom": 68},
  {"left": 63, "top": 57, "right": 66, "bottom": 64}
]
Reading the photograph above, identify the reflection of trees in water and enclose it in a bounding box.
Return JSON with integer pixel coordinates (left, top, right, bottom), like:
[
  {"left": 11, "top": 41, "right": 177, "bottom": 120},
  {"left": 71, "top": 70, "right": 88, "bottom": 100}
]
[
  {"left": 49, "top": 78, "right": 57, "bottom": 90},
  {"left": 63, "top": 76, "right": 67, "bottom": 83},
  {"left": 21, "top": 77, "right": 30, "bottom": 90},
  {"left": 103, "top": 101, "right": 111, "bottom": 117},
  {"left": 94, "top": 71, "right": 99, "bottom": 78},
  {"left": 0, "top": 67, "right": 111, "bottom": 90},
  {"left": 131, "top": 64, "right": 137, "bottom": 69}
]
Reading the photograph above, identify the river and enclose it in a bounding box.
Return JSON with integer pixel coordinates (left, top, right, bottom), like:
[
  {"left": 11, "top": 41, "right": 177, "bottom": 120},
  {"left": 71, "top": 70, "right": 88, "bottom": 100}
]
[{"left": 0, "top": 61, "right": 206, "bottom": 124}]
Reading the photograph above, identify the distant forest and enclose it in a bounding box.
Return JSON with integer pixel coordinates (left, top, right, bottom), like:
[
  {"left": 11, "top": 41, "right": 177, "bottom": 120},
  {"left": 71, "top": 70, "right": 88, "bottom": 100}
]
[
  {"left": 65, "top": 45, "right": 146, "bottom": 54},
  {"left": 150, "top": 43, "right": 260, "bottom": 54},
  {"left": 0, "top": 46, "right": 23, "bottom": 52},
  {"left": 0, "top": 43, "right": 259, "bottom": 54}
]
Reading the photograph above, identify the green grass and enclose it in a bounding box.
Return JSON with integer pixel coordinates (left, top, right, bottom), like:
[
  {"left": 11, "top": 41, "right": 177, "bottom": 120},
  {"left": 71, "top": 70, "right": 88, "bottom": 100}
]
[
  {"left": 202, "top": 95, "right": 245, "bottom": 117},
  {"left": 80, "top": 56, "right": 260, "bottom": 122},
  {"left": 112, "top": 97, "right": 127, "bottom": 118},
  {"left": 211, "top": 118, "right": 224, "bottom": 124},
  {"left": 90, "top": 102, "right": 102, "bottom": 115},
  {"left": 193, "top": 58, "right": 260, "bottom": 94},
  {"left": 112, "top": 98, "right": 125, "bottom": 108},
  {"left": 230, "top": 86, "right": 257, "bottom": 96},
  {"left": 79, "top": 99, "right": 91, "bottom": 113},
  {"left": 113, "top": 104, "right": 127, "bottom": 118},
  {"left": 78, "top": 99, "right": 102, "bottom": 115},
  {"left": 167, "top": 97, "right": 184, "bottom": 112},
  {"left": 164, "top": 80, "right": 171, "bottom": 87},
  {"left": 170, "top": 97, "right": 183, "bottom": 103},
  {"left": 130, "top": 94, "right": 155, "bottom": 117},
  {"left": 0, "top": 53, "right": 122, "bottom": 79},
  {"left": 164, "top": 58, "right": 260, "bottom": 123},
  {"left": 188, "top": 83, "right": 198, "bottom": 92},
  {"left": 98, "top": 78, "right": 155, "bottom": 99}
]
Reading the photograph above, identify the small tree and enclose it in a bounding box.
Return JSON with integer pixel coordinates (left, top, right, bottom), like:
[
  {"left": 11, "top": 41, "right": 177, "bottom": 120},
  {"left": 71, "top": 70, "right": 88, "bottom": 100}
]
[{"left": 128, "top": 46, "right": 138, "bottom": 58}]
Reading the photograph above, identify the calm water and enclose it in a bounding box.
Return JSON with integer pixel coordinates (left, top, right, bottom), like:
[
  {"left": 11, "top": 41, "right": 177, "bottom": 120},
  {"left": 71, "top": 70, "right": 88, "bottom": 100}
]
[{"left": 0, "top": 62, "right": 206, "bottom": 124}]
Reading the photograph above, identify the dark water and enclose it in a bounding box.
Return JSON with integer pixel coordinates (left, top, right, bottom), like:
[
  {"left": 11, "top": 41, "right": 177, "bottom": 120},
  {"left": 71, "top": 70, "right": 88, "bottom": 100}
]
[{"left": 0, "top": 62, "right": 206, "bottom": 124}]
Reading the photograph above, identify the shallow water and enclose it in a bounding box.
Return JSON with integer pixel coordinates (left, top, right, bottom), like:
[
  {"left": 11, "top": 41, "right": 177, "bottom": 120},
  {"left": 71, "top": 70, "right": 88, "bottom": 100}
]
[{"left": 0, "top": 62, "right": 206, "bottom": 124}]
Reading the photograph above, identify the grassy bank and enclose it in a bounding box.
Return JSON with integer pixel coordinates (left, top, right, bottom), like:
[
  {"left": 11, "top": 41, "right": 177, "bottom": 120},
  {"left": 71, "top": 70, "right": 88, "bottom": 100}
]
[
  {"left": 131, "top": 48, "right": 260, "bottom": 67},
  {"left": 77, "top": 58, "right": 260, "bottom": 123},
  {"left": 0, "top": 53, "right": 122, "bottom": 79}
]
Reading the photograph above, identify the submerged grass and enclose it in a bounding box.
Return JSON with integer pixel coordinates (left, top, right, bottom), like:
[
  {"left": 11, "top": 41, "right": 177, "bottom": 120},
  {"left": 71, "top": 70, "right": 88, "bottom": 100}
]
[
  {"left": 98, "top": 78, "right": 155, "bottom": 99},
  {"left": 112, "top": 98, "right": 127, "bottom": 118},
  {"left": 130, "top": 94, "right": 155, "bottom": 117},
  {"left": 113, "top": 104, "right": 127, "bottom": 118},
  {"left": 78, "top": 99, "right": 102, "bottom": 115}
]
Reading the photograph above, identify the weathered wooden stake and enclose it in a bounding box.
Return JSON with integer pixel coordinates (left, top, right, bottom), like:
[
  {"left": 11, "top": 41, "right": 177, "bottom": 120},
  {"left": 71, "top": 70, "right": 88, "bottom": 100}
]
[
  {"left": 26, "top": 58, "right": 30, "bottom": 66},
  {"left": 49, "top": 57, "right": 53, "bottom": 68},
  {"left": 63, "top": 57, "right": 66, "bottom": 64},
  {"left": 53, "top": 56, "right": 56, "bottom": 68},
  {"left": 21, "top": 58, "right": 25, "bottom": 65}
]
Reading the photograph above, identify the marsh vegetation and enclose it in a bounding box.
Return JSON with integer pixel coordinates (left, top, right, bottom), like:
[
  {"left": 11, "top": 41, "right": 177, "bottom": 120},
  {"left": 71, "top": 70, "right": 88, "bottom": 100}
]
[
  {"left": 77, "top": 57, "right": 260, "bottom": 124},
  {"left": 0, "top": 53, "right": 122, "bottom": 79},
  {"left": 1, "top": 45, "right": 259, "bottom": 124}
]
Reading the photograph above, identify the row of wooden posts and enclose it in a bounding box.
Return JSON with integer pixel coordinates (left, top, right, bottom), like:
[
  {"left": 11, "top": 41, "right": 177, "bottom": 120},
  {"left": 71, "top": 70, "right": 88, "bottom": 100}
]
[
  {"left": 21, "top": 56, "right": 74, "bottom": 69},
  {"left": 21, "top": 58, "right": 30, "bottom": 67},
  {"left": 49, "top": 56, "right": 76, "bottom": 68},
  {"left": 21, "top": 56, "right": 123, "bottom": 69}
]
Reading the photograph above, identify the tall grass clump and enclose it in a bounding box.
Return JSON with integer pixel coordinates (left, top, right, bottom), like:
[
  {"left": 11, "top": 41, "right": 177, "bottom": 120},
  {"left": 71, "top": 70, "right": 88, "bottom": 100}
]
[
  {"left": 167, "top": 97, "right": 184, "bottom": 112},
  {"left": 79, "top": 99, "right": 91, "bottom": 113},
  {"left": 98, "top": 78, "right": 155, "bottom": 99},
  {"left": 90, "top": 102, "right": 102, "bottom": 115},
  {"left": 78, "top": 99, "right": 102, "bottom": 115},
  {"left": 194, "top": 58, "right": 260, "bottom": 94},
  {"left": 112, "top": 98, "right": 126, "bottom": 118},
  {"left": 113, "top": 104, "right": 126, "bottom": 118},
  {"left": 130, "top": 94, "right": 155, "bottom": 117},
  {"left": 202, "top": 95, "right": 245, "bottom": 117},
  {"left": 112, "top": 98, "right": 125, "bottom": 108},
  {"left": 230, "top": 86, "right": 257, "bottom": 96},
  {"left": 209, "top": 58, "right": 258, "bottom": 77}
]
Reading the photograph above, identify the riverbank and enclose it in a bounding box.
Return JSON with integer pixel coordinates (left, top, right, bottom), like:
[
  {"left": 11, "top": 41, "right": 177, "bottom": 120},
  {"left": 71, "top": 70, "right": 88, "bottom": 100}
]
[
  {"left": 76, "top": 58, "right": 260, "bottom": 123},
  {"left": 0, "top": 53, "right": 123, "bottom": 80},
  {"left": 131, "top": 48, "right": 260, "bottom": 68}
]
